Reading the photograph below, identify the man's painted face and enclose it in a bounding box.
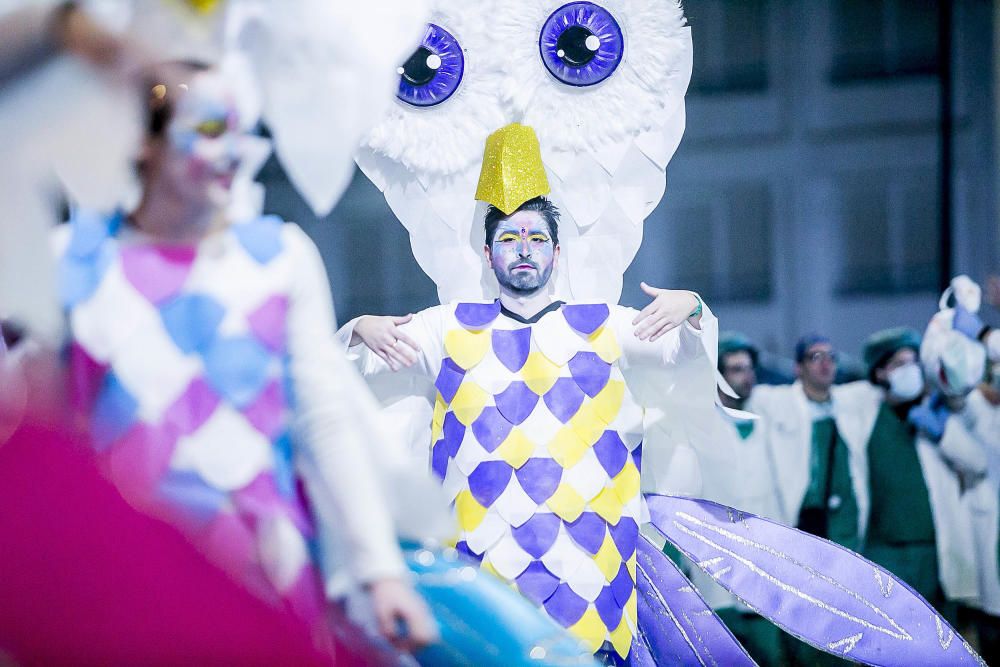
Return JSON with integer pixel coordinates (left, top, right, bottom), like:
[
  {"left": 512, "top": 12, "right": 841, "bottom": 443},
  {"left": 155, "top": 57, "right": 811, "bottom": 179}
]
[
  {"left": 164, "top": 71, "right": 245, "bottom": 201},
  {"left": 487, "top": 210, "right": 557, "bottom": 295}
]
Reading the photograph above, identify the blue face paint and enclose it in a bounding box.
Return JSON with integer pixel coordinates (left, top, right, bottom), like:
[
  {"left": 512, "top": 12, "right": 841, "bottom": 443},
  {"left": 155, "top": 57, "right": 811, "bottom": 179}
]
[{"left": 489, "top": 211, "right": 556, "bottom": 295}]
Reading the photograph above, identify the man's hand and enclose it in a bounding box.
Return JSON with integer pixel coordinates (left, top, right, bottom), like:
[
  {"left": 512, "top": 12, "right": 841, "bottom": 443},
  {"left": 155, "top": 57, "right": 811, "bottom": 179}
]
[
  {"left": 632, "top": 283, "right": 700, "bottom": 341},
  {"left": 352, "top": 315, "right": 420, "bottom": 371},
  {"left": 368, "top": 577, "right": 438, "bottom": 653}
]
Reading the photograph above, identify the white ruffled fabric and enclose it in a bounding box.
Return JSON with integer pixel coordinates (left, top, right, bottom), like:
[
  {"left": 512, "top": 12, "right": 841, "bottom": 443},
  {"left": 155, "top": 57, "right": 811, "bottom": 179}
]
[{"left": 356, "top": 0, "right": 692, "bottom": 306}]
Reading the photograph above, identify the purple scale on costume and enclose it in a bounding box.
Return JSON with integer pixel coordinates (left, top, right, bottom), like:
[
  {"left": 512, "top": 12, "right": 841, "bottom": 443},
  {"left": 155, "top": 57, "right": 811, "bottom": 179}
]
[
  {"left": 161, "top": 378, "right": 220, "bottom": 437},
  {"left": 593, "top": 431, "right": 629, "bottom": 478},
  {"left": 467, "top": 460, "right": 514, "bottom": 507},
  {"left": 247, "top": 294, "right": 289, "bottom": 353},
  {"left": 159, "top": 293, "right": 226, "bottom": 354},
  {"left": 470, "top": 406, "right": 513, "bottom": 453},
  {"left": 455, "top": 540, "right": 484, "bottom": 564},
  {"left": 68, "top": 343, "right": 109, "bottom": 415},
  {"left": 440, "top": 412, "right": 465, "bottom": 458},
  {"left": 543, "top": 584, "right": 588, "bottom": 626},
  {"left": 454, "top": 301, "right": 501, "bottom": 329},
  {"left": 233, "top": 215, "right": 283, "bottom": 264},
  {"left": 90, "top": 373, "right": 139, "bottom": 452},
  {"left": 59, "top": 247, "right": 114, "bottom": 307},
  {"left": 234, "top": 472, "right": 312, "bottom": 538},
  {"left": 515, "top": 561, "right": 561, "bottom": 606},
  {"left": 512, "top": 513, "right": 562, "bottom": 559},
  {"left": 609, "top": 517, "right": 638, "bottom": 560},
  {"left": 242, "top": 380, "right": 286, "bottom": 439},
  {"left": 543, "top": 378, "right": 586, "bottom": 424},
  {"left": 120, "top": 244, "right": 196, "bottom": 304},
  {"left": 516, "top": 458, "right": 563, "bottom": 504},
  {"left": 434, "top": 357, "right": 466, "bottom": 403},
  {"left": 594, "top": 585, "right": 624, "bottom": 631},
  {"left": 631, "top": 442, "right": 642, "bottom": 469},
  {"left": 564, "top": 511, "right": 608, "bottom": 555},
  {"left": 158, "top": 469, "right": 228, "bottom": 524},
  {"left": 567, "top": 351, "right": 611, "bottom": 398},
  {"left": 431, "top": 440, "right": 449, "bottom": 480},
  {"left": 201, "top": 335, "right": 273, "bottom": 408},
  {"left": 610, "top": 563, "right": 633, "bottom": 607},
  {"left": 66, "top": 209, "right": 116, "bottom": 258},
  {"left": 494, "top": 381, "right": 539, "bottom": 425},
  {"left": 562, "top": 303, "right": 610, "bottom": 336},
  {"left": 492, "top": 328, "right": 531, "bottom": 372}
]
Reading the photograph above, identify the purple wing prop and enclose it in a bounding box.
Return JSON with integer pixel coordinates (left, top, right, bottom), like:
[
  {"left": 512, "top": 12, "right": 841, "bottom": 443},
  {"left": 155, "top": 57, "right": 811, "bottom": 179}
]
[
  {"left": 633, "top": 534, "right": 756, "bottom": 667},
  {"left": 645, "top": 494, "right": 985, "bottom": 667}
]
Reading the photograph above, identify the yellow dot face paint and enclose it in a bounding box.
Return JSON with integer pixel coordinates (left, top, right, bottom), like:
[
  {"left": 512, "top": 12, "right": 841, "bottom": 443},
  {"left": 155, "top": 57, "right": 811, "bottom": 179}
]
[{"left": 489, "top": 210, "right": 556, "bottom": 296}]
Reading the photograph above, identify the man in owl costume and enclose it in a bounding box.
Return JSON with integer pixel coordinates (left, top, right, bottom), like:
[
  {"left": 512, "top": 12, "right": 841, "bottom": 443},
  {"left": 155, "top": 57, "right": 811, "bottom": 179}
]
[{"left": 343, "top": 123, "right": 713, "bottom": 664}]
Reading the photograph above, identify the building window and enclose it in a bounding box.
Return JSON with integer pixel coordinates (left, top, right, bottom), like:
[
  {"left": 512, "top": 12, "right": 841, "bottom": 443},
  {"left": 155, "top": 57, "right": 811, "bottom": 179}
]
[
  {"left": 687, "top": 0, "right": 769, "bottom": 95},
  {"left": 665, "top": 182, "right": 774, "bottom": 302},
  {"left": 830, "top": 0, "right": 940, "bottom": 83},
  {"left": 835, "top": 170, "right": 940, "bottom": 295}
]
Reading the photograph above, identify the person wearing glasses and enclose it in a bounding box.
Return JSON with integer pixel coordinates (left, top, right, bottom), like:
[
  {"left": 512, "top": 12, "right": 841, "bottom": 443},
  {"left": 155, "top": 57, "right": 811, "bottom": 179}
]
[{"left": 750, "top": 334, "right": 865, "bottom": 665}]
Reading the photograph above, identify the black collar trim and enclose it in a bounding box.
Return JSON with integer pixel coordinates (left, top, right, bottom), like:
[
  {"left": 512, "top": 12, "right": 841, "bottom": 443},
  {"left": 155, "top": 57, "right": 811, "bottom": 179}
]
[{"left": 499, "top": 300, "right": 565, "bottom": 325}]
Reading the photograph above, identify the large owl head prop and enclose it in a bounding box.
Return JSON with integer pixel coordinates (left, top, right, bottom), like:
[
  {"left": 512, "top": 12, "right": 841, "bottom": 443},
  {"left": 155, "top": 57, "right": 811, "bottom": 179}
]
[{"left": 356, "top": 0, "right": 692, "bottom": 304}]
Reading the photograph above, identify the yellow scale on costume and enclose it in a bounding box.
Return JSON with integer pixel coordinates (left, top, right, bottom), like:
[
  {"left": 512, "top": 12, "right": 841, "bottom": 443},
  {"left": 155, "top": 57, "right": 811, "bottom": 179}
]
[{"left": 429, "top": 300, "right": 645, "bottom": 659}]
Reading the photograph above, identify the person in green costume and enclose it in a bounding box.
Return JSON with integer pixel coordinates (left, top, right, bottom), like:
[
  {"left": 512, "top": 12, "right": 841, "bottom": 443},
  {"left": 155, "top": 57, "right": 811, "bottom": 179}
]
[
  {"left": 685, "top": 332, "right": 789, "bottom": 666},
  {"left": 752, "top": 334, "right": 865, "bottom": 666},
  {"left": 832, "top": 327, "right": 982, "bottom": 621}
]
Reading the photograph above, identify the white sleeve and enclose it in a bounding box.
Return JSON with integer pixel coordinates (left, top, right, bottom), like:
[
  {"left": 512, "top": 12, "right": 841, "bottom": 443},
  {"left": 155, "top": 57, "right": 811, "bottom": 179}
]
[
  {"left": 612, "top": 295, "right": 717, "bottom": 373},
  {"left": 282, "top": 225, "right": 406, "bottom": 585},
  {"left": 336, "top": 307, "right": 443, "bottom": 380}
]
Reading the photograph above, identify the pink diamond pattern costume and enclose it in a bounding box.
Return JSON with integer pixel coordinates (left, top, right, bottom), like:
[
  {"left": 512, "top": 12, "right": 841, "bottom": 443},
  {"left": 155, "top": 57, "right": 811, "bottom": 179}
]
[{"left": 56, "top": 211, "right": 407, "bottom": 624}]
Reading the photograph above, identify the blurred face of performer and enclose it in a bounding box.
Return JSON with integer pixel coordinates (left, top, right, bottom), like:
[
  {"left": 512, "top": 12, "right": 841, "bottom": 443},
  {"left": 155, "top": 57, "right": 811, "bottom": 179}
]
[
  {"left": 797, "top": 343, "right": 838, "bottom": 394},
  {"left": 484, "top": 210, "right": 559, "bottom": 296},
  {"left": 139, "top": 69, "right": 244, "bottom": 215},
  {"left": 721, "top": 350, "right": 756, "bottom": 400}
]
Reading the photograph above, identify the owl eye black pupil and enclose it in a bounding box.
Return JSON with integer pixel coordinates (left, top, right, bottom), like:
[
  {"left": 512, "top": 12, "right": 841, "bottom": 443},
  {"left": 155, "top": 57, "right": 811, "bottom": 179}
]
[
  {"left": 556, "top": 25, "right": 598, "bottom": 66},
  {"left": 401, "top": 46, "right": 438, "bottom": 86}
]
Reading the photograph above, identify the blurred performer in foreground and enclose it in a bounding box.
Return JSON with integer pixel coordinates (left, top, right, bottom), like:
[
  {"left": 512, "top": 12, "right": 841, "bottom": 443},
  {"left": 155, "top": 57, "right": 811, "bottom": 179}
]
[{"left": 53, "top": 63, "right": 435, "bottom": 652}]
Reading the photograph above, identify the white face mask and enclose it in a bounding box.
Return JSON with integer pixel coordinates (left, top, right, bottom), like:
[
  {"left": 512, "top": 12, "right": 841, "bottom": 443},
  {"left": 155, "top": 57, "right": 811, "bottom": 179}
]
[{"left": 887, "top": 362, "right": 925, "bottom": 401}]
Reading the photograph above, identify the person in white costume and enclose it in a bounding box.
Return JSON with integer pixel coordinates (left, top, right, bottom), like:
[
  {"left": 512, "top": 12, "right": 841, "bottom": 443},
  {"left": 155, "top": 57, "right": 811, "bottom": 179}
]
[
  {"left": 50, "top": 63, "right": 437, "bottom": 652},
  {"left": 750, "top": 333, "right": 866, "bottom": 666},
  {"left": 686, "top": 331, "right": 787, "bottom": 666},
  {"left": 920, "top": 276, "right": 1000, "bottom": 664},
  {"left": 832, "top": 324, "right": 984, "bottom": 614}
]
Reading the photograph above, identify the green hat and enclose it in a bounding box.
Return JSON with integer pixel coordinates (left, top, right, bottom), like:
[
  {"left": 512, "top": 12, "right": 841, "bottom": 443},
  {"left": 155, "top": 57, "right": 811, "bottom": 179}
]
[
  {"left": 862, "top": 327, "right": 922, "bottom": 376},
  {"left": 718, "top": 331, "right": 758, "bottom": 370}
]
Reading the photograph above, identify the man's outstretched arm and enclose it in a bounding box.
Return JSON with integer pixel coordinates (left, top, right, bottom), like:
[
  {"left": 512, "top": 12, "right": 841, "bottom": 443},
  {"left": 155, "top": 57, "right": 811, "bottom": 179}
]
[
  {"left": 337, "top": 308, "right": 443, "bottom": 377},
  {"left": 615, "top": 282, "right": 713, "bottom": 370}
]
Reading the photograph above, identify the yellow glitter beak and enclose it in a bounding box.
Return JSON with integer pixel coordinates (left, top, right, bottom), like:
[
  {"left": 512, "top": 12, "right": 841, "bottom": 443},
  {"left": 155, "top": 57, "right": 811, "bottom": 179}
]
[{"left": 474, "top": 123, "right": 550, "bottom": 215}]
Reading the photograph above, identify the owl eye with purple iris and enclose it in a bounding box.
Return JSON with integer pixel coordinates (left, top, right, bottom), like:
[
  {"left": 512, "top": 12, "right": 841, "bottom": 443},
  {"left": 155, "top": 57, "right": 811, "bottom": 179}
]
[
  {"left": 395, "top": 23, "right": 464, "bottom": 107},
  {"left": 539, "top": 2, "right": 624, "bottom": 87}
]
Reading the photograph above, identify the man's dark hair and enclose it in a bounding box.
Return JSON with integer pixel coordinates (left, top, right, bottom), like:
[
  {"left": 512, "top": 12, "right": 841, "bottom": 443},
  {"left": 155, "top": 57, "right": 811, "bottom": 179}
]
[{"left": 484, "top": 196, "right": 561, "bottom": 246}]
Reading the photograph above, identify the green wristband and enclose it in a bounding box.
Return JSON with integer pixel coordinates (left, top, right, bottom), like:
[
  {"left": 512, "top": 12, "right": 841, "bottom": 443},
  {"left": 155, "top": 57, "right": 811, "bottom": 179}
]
[{"left": 688, "top": 293, "right": 702, "bottom": 319}]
